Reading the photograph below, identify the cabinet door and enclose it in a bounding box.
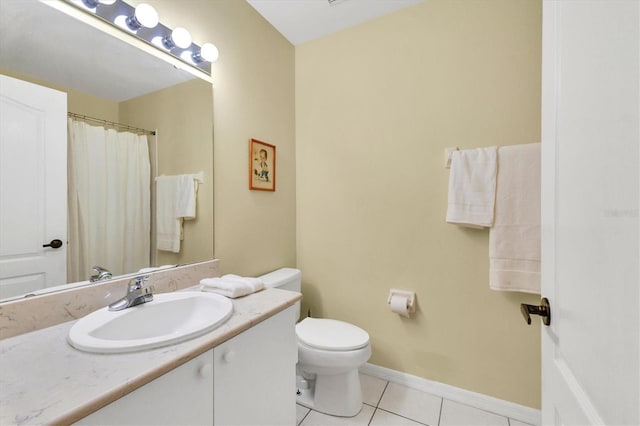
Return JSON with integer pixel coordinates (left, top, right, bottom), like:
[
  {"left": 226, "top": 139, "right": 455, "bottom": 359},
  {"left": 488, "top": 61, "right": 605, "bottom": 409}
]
[
  {"left": 214, "top": 305, "right": 297, "bottom": 426},
  {"left": 76, "top": 349, "right": 214, "bottom": 425}
]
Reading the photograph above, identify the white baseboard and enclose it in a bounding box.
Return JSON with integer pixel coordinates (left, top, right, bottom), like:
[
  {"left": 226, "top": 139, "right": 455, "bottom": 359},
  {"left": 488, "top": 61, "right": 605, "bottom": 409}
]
[{"left": 360, "top": 363, "right": 541, "bottom": 426}]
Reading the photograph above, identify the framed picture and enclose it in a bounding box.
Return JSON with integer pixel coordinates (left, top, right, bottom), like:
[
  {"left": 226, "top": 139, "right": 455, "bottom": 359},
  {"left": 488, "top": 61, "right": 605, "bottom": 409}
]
[{"left": 249, "top": 138, "right": 276, "bottom": 191}]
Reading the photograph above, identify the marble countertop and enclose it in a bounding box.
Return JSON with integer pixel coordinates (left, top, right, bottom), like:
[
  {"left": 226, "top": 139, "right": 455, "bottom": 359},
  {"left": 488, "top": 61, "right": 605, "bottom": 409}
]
[{"left": 0, "top": 288, "right": 301, "bottom": 426}]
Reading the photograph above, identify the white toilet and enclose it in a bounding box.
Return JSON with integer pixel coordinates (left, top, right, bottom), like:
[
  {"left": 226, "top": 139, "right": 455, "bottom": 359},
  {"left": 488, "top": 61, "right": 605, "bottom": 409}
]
[{"left": 259, "top": 268, "right": 371, "bottom": 417}]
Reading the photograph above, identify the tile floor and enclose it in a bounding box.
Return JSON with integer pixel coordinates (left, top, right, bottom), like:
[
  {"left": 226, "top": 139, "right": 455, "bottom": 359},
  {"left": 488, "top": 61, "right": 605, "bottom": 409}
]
[{"left": 296, "top": 373, "right": 535, "bottom": 426}]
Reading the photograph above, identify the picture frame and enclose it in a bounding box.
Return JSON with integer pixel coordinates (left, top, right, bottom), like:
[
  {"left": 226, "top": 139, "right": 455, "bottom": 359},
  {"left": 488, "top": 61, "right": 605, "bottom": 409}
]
[{"left": 249, "top": 138, "right": 276, "bottom": 191}]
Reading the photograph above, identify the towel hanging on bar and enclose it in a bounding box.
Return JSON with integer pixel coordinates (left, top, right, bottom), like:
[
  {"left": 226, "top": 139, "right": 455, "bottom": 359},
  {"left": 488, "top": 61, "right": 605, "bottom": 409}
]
[
  {"left": 155, "top": 172, "right": 204, "bottom": 253},
  {"left": 445, "top": 147, "right": 498, "bottom": 227},
  {"left": 489, "top": 143, "right": 541, "bottom": 294}
]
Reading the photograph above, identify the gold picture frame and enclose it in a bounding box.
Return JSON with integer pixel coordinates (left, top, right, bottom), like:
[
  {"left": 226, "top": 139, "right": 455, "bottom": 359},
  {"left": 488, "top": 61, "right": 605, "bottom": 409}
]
[{"left": 249, "top": 138, "right": 276, "bottom": 191}]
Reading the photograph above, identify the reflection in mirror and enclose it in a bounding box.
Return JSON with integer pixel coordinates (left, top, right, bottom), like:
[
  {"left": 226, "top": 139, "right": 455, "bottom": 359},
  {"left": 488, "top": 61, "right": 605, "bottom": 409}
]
[{"left": 0, "top": 0, "right": 214, "bottom": 302}]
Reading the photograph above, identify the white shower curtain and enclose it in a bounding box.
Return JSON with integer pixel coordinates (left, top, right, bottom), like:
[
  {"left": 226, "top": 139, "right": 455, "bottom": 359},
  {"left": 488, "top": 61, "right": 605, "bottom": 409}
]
[{"left": 67, "top": 119, "right": 151, "bottom": 283}]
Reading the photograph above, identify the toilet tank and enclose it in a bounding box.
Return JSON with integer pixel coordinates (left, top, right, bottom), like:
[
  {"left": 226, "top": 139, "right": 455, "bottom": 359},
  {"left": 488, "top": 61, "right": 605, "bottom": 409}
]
[
  {"left": 258, "top": 268, "right": 301, "bottom": 320},
  {"left": 259, "top": 268, "right": 301, "bottom": 292}
]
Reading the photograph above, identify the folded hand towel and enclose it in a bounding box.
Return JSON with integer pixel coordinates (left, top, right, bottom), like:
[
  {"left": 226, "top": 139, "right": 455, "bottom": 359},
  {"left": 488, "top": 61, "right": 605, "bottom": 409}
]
[
  {"left": 200, "top": 274, "right": 265, "bottom": 298},
  {"left": 446, "top": 147, "right": 498, "bottom": 227},
  {"left": 489, "top": 143, "right": 541, "bottom": 294}
]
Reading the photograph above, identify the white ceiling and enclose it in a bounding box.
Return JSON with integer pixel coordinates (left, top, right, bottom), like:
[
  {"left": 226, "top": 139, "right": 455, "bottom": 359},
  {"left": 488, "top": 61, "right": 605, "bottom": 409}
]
[{"left": 246, "top": 0, "right": 425, "bottom": 45}]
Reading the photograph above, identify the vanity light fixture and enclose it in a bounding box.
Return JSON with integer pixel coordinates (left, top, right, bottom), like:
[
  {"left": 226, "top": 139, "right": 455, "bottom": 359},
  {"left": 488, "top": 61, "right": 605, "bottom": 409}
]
[{"left": 65, "top": 0, "right": 218, "bottom": 75}]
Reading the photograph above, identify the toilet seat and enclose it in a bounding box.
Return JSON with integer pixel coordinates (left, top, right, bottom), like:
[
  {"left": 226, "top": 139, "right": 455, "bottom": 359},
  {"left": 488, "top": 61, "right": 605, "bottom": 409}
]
[{"left": 296, "top": 318, "right": 369, "bottom": 351}]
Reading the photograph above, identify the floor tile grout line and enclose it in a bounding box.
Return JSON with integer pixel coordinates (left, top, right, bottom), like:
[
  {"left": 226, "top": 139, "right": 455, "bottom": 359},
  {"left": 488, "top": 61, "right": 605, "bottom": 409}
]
[
  {"left": 375, "top": 407, "right": 430, "bottom": 425},
  {"left": 375, "top": 380, "right": 390, "bottom": 408},
  {"left": 367, "top": 407, "right": 376, "bottom": 426},
  {"left": 367, "top": 379, "right": 390, "bottom": 426},
  {"left": 437, "top": 397, "right": 444, "bottom": 425},
  {"left": 369, "top": 378, "right": 441, "bottom": 426},
  {"left": 298, "top": 407, "right": 311, "bottom": 426},
  {"left": 442, "top": 397, "right": 514, "bottom": 423}
]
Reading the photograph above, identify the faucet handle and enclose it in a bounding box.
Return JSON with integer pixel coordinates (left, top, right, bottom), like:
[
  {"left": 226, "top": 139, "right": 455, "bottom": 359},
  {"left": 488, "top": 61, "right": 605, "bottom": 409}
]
[
  {"left": 90, "top": 265, "right": 112, "bottom": 282},
  {"left": 128, "top": 275, "right": 150, "bottom": 292}
]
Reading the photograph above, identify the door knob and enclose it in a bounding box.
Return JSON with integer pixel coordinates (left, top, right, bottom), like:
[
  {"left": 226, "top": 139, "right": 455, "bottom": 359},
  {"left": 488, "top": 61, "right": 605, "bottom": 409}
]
[
  {"left": 223, "top": 350, "right": 236, "bottom": 363},
  {"left": 43, "top": 239, "right": 63, "bottom": 249},
  {"left": 199, "top": 363, "right": 213, "bottom": 379},
  {"left": 520, "top": 298, "right": 551, "bottom": 326}
]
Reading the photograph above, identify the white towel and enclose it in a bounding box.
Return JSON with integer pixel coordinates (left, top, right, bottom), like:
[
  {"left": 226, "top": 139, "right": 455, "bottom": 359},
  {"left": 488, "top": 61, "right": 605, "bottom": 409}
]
[
  {"left": 446, "top": 147, "right": 498, "bottom": 227},
  {"left": 156, "top": 175, "right": 181, "bottom": 253},
  {"left": 489, "top": 143, "right": 541, "bottom": 294},
  {"left": 200, "top": 274, "right": 265, "bottom": 298},
  {"left": 156, "top": 173, "right": 204, "bottom": 253},
  {"left": 176, "top": 173, "right": 203, "bottom": 220}
]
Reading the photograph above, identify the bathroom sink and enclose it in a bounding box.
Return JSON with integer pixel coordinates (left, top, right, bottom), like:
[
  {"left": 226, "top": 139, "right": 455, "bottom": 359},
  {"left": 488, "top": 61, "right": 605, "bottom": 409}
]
[{"left": 68, "top": 292, "right": 233, "bottom": 353}]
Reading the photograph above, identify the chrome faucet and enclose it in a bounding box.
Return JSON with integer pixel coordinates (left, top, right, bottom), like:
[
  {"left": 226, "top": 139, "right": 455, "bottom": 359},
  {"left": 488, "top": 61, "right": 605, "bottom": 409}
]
[
  {"left": 90, "top": 266, "right": 112, "bottom": 282},
  {"left": 108, "top": 275, "right": 154, "bottom": 311}
]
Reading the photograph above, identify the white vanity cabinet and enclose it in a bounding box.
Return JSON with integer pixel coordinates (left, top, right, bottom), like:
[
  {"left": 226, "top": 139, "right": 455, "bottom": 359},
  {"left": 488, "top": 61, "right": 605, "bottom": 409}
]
[
  {"left": 75, "top": 305, "right": 297, "bottom": 426},
  {"left": 76, "top": 348, "right": 215, "bottom": 425},
  {"left": 213, "top": 304, "right": 297, "bottom": 425}
]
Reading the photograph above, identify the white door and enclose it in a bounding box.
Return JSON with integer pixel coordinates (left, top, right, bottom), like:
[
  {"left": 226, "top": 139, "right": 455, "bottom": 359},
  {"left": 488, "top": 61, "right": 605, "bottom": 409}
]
[
  {"left": 0, "top": 74, "right": 67, "bottom": 299},
  {"left": 540, "top": 1, "right": 639, "bottom": 425}
]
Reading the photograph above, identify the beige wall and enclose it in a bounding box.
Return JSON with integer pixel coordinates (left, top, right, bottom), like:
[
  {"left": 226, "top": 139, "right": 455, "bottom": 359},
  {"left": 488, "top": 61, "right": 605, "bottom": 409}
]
[
  {"left": 119, "top": 79, "right": 214, "bottom": 267},
  {"left": 134, "top": 0, "right": 297, "bottom": 277},
  {"left": 296, "top": 0, "right": 542, "bottom": 408}
]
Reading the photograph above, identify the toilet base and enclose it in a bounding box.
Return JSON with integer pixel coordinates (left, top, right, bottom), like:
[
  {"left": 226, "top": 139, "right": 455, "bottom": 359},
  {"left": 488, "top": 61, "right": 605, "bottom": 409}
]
[{"left": 295, "top": 370, "right": 363, "bottom": 417}]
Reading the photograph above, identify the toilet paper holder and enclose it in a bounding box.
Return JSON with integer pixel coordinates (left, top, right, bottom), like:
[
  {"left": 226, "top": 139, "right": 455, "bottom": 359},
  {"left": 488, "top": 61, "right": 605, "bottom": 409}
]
[{"left": 387, "top": 289, "right": 416, "bottom": 316}]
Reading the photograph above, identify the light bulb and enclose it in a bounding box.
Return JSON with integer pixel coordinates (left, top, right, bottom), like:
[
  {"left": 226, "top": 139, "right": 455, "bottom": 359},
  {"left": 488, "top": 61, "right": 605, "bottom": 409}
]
[
  {"left": 193, "top": 42, "right": 219, "bottom": 63},
  {"left": 163, "top": 27, "right": 192, "bottom": 50},
  {"left": 172, "top": 28, "right": 192, "bottom": 49},
  {"left": 135, "top": 3, "right": 159, "bottom": 28},
  {"left": 125, "top": 3, "right": 159, "bottom": 31},
  {"left": 200, "top": 43, "right": 219, "bottom": 62}
]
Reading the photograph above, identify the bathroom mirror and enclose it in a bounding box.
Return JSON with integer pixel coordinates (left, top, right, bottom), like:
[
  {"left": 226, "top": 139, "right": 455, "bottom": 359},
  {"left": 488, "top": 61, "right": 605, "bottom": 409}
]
[{"left": 0, "top": 0, "right": 214, "bottom": 302}]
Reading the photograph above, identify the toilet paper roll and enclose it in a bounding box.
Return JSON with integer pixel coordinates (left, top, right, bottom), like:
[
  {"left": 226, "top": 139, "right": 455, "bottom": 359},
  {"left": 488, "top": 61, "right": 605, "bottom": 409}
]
[{"left": 389, "top": 295, "right": 410, "bottom": 317}]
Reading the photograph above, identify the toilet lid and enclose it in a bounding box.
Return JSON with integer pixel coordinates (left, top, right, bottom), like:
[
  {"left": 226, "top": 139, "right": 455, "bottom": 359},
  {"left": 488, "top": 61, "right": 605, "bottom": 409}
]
[{"left": 295, "top": 318, "right": 369, "bottom": 351}]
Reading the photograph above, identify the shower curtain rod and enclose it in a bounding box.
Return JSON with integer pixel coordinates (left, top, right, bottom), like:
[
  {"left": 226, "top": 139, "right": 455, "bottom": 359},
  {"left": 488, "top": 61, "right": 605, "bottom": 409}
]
[{"left": 67, "top": 112, "right": 156, "bottom": 136}]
